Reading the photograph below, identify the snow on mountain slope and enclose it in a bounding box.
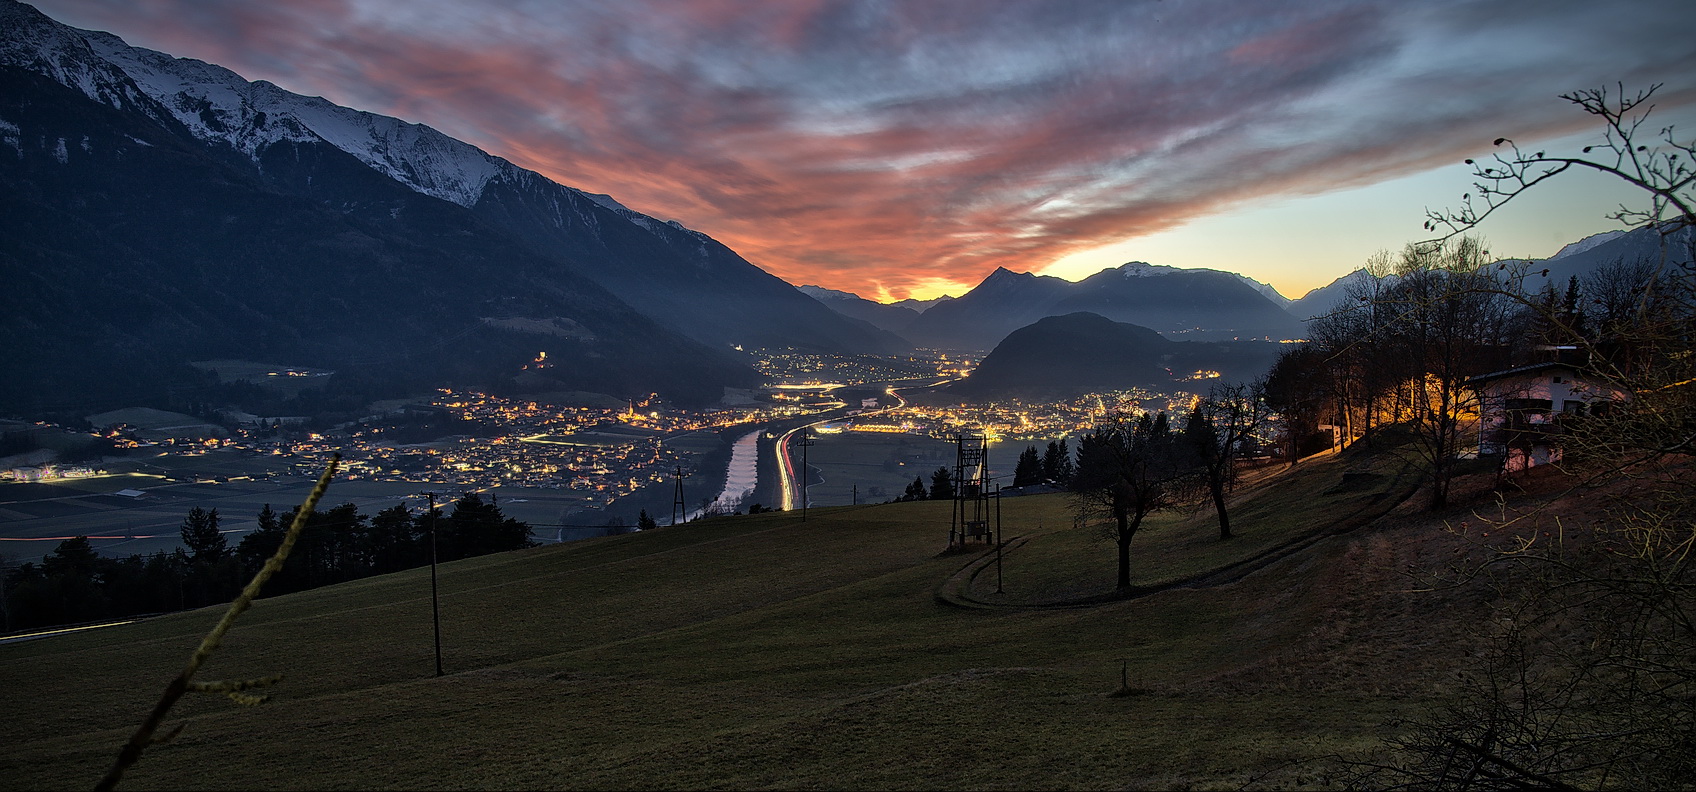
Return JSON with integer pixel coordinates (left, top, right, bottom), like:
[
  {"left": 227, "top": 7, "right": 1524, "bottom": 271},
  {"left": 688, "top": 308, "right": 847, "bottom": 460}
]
[
  {"left": 0, "top": 2, "right": 165, "bottom": 124},
  {"left": 2, "top": 0, "right": 513, "bottom": 209},
  {"left": 1110, "top": 261, "right": 1291, "bottom": 306},
  {"left": 798, "top": 285, "right": 859, "bottom": 302},
  {"left": 79, "top": 32, "right": 505, "bottom": 208},
  {"left": 1547, "top": 230, "right": 1628, "bottom": 261}
]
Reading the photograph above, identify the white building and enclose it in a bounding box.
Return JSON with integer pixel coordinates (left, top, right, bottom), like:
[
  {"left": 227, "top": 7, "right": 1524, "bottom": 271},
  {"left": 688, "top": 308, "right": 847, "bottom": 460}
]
[{"left": 1468, "top": 362, "right": 1628, "bottom": 471}]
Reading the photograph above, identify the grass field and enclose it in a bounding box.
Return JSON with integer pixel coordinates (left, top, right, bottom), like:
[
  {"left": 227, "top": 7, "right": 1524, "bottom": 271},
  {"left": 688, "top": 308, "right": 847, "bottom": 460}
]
[
  {"left": 804, "top": 431, "right": 958, "bottom": 505},
  {"left": 0, "top": 443, "right": 1508, "bottom": 790}
]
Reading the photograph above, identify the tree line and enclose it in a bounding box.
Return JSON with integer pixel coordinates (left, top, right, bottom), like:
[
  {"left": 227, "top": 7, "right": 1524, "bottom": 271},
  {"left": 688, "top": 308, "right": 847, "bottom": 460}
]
[
  {"left": 1, "top": 494, "right": 533, "bottom": 632},
  {"left": 1067, "top": 382, "right": 1269, "bottom": 589},
  {"left": 1322, "top": 83, "right": 1696, "bottom": 788}
]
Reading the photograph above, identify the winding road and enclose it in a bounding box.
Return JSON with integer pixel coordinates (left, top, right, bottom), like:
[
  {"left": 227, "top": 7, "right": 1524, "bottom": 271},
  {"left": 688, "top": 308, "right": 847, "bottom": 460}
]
[{"left": 775, "top": 385, "right": 911, "bottom": 512}]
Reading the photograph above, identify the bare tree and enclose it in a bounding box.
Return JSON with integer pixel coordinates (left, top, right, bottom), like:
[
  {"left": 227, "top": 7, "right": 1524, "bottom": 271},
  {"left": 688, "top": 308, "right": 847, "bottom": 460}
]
[
  {"left": 1424, "top": 83, "right": 1693, "bottom": 246},
  {"left": 1072, "top": 412, "right": 1193, "bottom": 590},
  {"left": 1343, "top": 84, "right": 1696, "bottom": 791},
  {"left": 1182, "top": 382, "right": 1268, "bottom": 540},
  {"left": 1379, "top": 238, "right": 1514, "bottom": 510},
  {"left": 1262, "top": 344, "right": 1332, "bottom": 466}
]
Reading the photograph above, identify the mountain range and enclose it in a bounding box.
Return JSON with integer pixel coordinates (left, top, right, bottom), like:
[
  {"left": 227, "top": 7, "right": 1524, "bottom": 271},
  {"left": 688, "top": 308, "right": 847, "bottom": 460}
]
[
  {"left": 2, "top": 0, "right": 1680, "bottom": 418},
  {"left": 1286, "top": 226, "right": 1693, "bottom": 321},
  {"left": 829, "top": 263, "right": 1306, "bottom": 351},
  {"left": 0, "top": 0, "right": 896, "bottom": 414}
]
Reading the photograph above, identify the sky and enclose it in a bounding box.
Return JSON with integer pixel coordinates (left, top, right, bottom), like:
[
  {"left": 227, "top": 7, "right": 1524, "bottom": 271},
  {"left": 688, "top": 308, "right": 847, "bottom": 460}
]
[{"left": 32, "top": 0, "right": 1696, "bottom": 302}]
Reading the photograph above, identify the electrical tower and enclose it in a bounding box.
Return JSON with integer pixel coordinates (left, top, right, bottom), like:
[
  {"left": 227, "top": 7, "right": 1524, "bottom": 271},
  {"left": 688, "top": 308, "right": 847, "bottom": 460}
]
[
  {"left": 949, "top": 433, "right": 995, "bottom": 548},
  {"left": 670, "top": 465, "right": 687, "bottom": 526}
]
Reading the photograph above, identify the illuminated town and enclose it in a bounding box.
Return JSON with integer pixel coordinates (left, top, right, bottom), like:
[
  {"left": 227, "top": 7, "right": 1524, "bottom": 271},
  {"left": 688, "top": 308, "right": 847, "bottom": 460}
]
[{"left": 3, "top": 349, "right": 1208, "bottom": 509}]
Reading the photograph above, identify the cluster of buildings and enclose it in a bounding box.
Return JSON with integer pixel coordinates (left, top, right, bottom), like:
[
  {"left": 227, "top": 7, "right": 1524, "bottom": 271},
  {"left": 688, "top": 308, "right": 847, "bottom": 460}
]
[
  {"left": 272, "top": 390, "right": 800, "bottom": 497},
  {"left": 751, "top": 347, "right": 973, "bottom": 386},
  {"left": 841, "top": 387, "right": 1192, "bottom": 443}
]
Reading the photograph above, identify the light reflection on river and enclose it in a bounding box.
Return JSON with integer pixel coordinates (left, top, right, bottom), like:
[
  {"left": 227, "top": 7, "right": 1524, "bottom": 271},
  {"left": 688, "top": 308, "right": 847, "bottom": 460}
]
[{"left": 682, "top": 429, "right": 760, "bottom": 523}]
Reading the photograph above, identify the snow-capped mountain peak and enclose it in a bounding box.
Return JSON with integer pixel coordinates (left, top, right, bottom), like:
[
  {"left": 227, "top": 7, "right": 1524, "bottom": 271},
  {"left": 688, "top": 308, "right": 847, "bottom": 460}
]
[
  {"left": 1547, "top": 230, "right": 1627, "bottom": 261},
  {"left": 1116, "top": 261, "right": 1177, "bottom": 278},
  {"left": 1, "top": 2, "right": 507, "bottom": 209},
  {"left": 1111, "top": 260, "right": 1291, "bottom": 306},
  {"left": 86, "top": 32, "right": 505, "bottom": 208},
  {"left": 798, "top": 285, "right": 861, "bottom": 303}
]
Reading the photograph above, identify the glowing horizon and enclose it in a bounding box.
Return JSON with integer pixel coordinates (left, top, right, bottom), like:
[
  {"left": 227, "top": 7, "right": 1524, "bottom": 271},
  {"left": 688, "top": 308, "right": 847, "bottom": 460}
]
[{"left": 32, "top": 0, "right": 1696, "bottom": 304}]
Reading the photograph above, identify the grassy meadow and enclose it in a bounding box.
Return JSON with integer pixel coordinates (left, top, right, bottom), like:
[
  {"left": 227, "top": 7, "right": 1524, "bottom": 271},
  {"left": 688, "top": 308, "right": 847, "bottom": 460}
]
[{"left": 0, "top": 443, "right": 1509, "bottom": 790}]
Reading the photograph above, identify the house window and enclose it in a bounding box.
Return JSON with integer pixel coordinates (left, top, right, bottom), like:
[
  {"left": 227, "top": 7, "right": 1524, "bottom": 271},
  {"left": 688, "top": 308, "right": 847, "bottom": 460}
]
[{"left": 1552, "top": 376, "right": 1564, "bottom": 383}]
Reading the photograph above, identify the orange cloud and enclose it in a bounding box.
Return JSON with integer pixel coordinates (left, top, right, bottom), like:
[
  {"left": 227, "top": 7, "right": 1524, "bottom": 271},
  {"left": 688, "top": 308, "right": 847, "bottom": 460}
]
[{"left": 35, "top": 0, "right": 1696, "bottom": 301}]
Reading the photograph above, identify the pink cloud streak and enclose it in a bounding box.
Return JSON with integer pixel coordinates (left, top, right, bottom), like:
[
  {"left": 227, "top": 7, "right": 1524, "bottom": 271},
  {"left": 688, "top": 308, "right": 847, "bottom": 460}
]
[{"left": 34, "top": 0, "right": 1696, "bottom": 299}]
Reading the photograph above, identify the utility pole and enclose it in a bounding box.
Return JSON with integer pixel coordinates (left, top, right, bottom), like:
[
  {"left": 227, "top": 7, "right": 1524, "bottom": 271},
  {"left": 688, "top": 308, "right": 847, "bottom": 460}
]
[
  {"left": 796, "top": 427, "right": 815, "bottom": 522},
  {"left": 851, "top": 483, "right": 858, "bottom": 506},
  {"left": 428, "top": 491, "right": 443, "bottom": 678},
  {"left": 995, "top": 483, "right": 1004, "bottom": 594},
  {"left": 671, "top": 466, "right": 687, "bottom": 526},
  {"left": 0, "top": 556, "right": 11, "bottom": 634}
]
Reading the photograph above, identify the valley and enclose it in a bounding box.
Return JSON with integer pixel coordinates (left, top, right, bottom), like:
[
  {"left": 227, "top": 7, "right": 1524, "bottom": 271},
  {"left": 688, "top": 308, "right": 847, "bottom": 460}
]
[
  {"left": 2, "top": 3, "right": 1691, "bottom": 788},
  {"left": 3, "top": 348, "right": 1204, "bottom": 561},
  {"left": 0, "top": 434, "right": 1603, "bottom": 790}
]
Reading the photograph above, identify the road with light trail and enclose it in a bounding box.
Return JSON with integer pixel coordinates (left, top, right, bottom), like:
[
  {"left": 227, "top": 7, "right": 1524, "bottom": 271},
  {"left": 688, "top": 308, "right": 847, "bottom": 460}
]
[{"left": 775, "top": 384, "right": 915, "bottom": 512}]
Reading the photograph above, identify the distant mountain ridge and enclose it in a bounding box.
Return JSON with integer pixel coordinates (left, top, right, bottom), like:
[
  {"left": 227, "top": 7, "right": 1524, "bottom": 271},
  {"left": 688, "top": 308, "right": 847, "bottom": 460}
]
[
  {"left": 1288, "top": 227, "right": 1693, "bottom": 321},
  {"left": 0, "top": 0, "right": 900, "bottom": 413},
  {"left": 896, "top": 263, "right": 1305, "bottom": 351},
  {"left": 798, "top": 285, "right": 929, "bottom": 339},
  {"left": 947, "top": 312, "right": 1283, "bottom": 400}
]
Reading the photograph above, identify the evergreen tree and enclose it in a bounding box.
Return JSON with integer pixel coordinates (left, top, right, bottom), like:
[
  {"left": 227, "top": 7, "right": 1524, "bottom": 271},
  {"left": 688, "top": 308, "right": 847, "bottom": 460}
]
[
  {"left": 236, "top": 504, "right": 283, "bottom": 575},
  {"left": 1043, "top": 438, "right": 1075, "bottom": 485},
  {"left": 367, "top": 504, "right": 419, "bottom": 575},
  {"left": 929, "top": 466, "right": 955, "bottom": 500},
  {"left": 637, "top": 509, "right": 658, "bottom": 531},
  {"left": 179, "top": 506, "right": 227, "bottom": 564},
  {"left": 1013, "top": 445, "right": 1042, "bottom": 486},
  {"left": 444, "top": 493, "right": 534, "bottom": 559},
  {"left": 903, "top": 476, "right": 927, "bottom": 501},
  {"left": 33, "top": 536, "right": 108, "bottom": 626},
  {"left": 43, "top": 535, "right": 99, "bottom": 578},
  {"left": 1562, "top": 274, "right": 1586, "bottom": 337}
]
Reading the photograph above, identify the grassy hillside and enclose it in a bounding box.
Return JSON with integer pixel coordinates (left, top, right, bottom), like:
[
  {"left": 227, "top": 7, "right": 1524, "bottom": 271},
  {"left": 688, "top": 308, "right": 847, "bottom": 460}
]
[{"left": 1, "top": 444, "right": 1518, "bottom": 790}]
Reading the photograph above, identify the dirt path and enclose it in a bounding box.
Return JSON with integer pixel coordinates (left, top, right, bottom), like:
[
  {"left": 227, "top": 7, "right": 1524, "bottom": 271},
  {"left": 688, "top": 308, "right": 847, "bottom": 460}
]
[{"left": 934, "top": 456, "right": 1423, "bottom": 610}]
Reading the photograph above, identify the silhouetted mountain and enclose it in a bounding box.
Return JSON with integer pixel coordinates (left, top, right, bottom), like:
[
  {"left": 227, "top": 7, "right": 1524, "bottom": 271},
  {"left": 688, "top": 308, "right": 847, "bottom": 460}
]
[
  {"left": 906, "top": 263, "right": 1303, "bottom": 351},
  {"left": 1516, "top": 225, "right": 1693, "bottom": 292},
  {"left": 900, "top": 268, "right": 1077, "bottom": 351},
  {"left": 798, "top": 285, "right": 925, "bottom": 339},
  {"left": 472, "top": 182, "right": 908, "bottom": 355},
  {"left": 0, "top": 0, "right": 906, "bottom": 414},
  {"left": 1289, "top": 226, "right": 1694, "bottom": 323},
  {"left": 889, "top": 295, "right": 954, "bottom": 313},
  {"left": 0, "top": 0, "right": 769, "bottom": 413},
  {"left": 1054, "top": 264, "right": 1304, "bottom": 340},
  {"left": 947, "top": 312, "right": 1282, "bottom": 401},
  {"left": 1289, "top": 269, "right": 1380, "bottom": 322}
]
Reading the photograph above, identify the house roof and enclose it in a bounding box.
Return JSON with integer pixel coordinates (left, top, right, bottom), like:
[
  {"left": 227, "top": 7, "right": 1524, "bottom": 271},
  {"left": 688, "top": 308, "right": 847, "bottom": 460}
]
[{"left": 1466, "top": 361, "right": 1578, "bottom": 385}]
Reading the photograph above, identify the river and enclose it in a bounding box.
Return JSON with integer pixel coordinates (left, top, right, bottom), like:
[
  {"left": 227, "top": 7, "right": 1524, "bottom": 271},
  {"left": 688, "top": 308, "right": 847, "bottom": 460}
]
[{"left": 683, "top": 428, "right": 761, "bottom": 522}]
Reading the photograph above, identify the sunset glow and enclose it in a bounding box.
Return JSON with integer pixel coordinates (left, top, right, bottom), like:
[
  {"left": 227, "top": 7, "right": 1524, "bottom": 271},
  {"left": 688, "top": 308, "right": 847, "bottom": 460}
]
[{"left": 35, "top": 0, "right": 1696, "bottom": 301}]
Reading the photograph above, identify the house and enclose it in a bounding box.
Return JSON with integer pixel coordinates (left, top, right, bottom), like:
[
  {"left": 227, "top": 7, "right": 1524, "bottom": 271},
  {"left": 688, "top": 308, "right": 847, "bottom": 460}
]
[{"left": 1467, "top": 362, "right": 1628, "bottom": 471}]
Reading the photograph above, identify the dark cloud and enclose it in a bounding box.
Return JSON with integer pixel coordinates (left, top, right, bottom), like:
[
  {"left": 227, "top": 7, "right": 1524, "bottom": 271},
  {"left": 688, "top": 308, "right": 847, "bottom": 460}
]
[{"left": 34, "top": 0, "right": 1696, "bottom": 298}]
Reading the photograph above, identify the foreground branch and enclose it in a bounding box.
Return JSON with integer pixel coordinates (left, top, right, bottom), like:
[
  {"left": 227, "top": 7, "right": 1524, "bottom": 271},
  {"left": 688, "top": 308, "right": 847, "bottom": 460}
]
[{"left": 94, "top": 454, "right": 341, "bottom": 792}]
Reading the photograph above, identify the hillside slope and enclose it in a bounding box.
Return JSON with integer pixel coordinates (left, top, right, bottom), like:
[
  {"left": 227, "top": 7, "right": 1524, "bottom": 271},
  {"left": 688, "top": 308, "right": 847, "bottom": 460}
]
[{"left": 0, "top": 442, "right": 1534, "bottom": 789}]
